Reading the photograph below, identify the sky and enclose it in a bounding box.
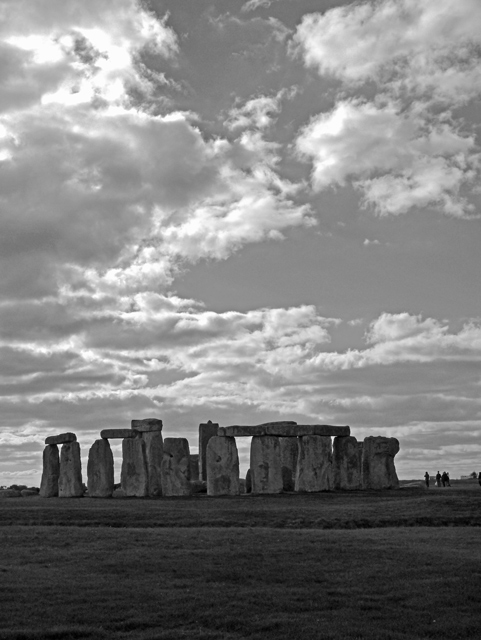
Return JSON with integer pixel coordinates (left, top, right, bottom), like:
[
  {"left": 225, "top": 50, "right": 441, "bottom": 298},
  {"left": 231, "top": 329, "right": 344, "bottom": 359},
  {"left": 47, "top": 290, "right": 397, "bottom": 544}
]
[{"left": 1, "top": 0, "right": 481, "bottom": 486}]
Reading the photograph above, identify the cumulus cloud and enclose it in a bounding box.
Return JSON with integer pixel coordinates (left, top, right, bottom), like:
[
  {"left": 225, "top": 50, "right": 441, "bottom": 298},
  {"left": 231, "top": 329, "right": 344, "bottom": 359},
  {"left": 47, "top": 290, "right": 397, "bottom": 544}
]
[{"left": 293, "top": 0, "right": 481, "bottom": 217}]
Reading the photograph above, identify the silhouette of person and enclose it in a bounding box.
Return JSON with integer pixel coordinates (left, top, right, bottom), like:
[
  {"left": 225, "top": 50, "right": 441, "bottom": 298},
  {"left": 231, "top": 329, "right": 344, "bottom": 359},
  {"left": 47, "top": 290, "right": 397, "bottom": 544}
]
[
  {"left": 424, "top": 471, "right": 430, "bottom": 488},
  {"left": 441, "top": 471, "right": 448, "bottom": 487},
  {"left": 446, "top": 472, "right": 451, "bottom": 487},
  {"left": 436, "top": 471, "right": 441, "bottom": 487},
  {"left": 478, "top": 472, "right": 481, "bottom": 487}
]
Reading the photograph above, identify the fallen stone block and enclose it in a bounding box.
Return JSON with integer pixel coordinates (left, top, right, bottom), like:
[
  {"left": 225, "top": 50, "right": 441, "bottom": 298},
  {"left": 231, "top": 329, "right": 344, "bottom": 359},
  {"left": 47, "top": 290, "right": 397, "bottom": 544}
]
[
  {"left": 362, "top": 436, "right": 400, "bottom": 490},
  {"left": 131, "top": 418, "right": 163, "bottom": 432},
  {"left": 121, "top": 437, "right": 149, "bottom": 497},
  {"left": 295, "top": 435, "right": 332, "bottom": 492},
  {"left": 190, "top": 480, "right": 207, "bottom": 494},
  {"left": 206, "top": 436, "right": 240, "bottom": 496},
  {"left": 87, "top": 439, "right": 115, "bottom": 498},
  {"left": 332, "top": 436, "right": 361, "bottom": 491},
  {"left": 39, "top": 444, "right": 60, "bottom": 498},
  {"left": 59, "top": 442, "right": 83, "bottom": 498},
  {"left": 45, "top": 432, "right": 77, "bottom": 445},
  {"left": 250, "top": 435, "right": 283, "bottom": 494},
  {"left": 101, "top": 429, "right": 138, "bottom": 439},
  {"left": 162, "top": 437, "right": 191, "bottom": 496}
]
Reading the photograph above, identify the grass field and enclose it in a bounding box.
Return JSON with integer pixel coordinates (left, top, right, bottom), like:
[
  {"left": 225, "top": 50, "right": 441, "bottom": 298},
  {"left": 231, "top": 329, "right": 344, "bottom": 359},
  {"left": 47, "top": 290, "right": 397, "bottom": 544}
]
[{"left": 1, "top": 483, "right": 480, "bottom": 639}]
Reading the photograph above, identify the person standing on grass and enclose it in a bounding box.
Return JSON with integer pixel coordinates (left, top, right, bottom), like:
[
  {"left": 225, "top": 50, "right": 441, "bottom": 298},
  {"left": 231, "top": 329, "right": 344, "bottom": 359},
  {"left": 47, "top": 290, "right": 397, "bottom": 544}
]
[
  {"left": 424, "top": 471, "right": 430, "bottom": 488},
  {"left": 436, "top": 471, "right": 442, "bottom": 487},
  {"left": 478, "top": 472, "right": 481, "bottom": 487},
  {"left": 446, "top": 472, "right": 451, "bottom": 487},
  {"left": 441, "top": 471, "right": 447, "bottom": 487}
]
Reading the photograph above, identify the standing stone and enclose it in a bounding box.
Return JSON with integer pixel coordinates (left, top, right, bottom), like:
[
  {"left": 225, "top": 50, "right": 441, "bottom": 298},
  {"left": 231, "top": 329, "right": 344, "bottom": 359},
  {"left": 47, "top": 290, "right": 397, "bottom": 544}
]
[
  {"left": 199, "top": 421, "right": 219, "bottom": 481},
  {"left": 279, "top": 437, "right": 298, "bottom": 491},
  {"left": 189, "top": 454, "right": 200, "bottom": 482},
  {"left": 362, "top": 436, "right": 400, "bottom": 490},
  {"left": 206, "top": 436, "right": 240, "bottom": 496},
  {"left": 332, "top": 436, "right": 361, "bottom": 490},
  {"left": 59, "top": 442, "right": 83, "bottom": 498},
  {"left": 161, "top": 438, "right": 191, "bottom": 496},
  {"left": 245, "top": 469, "right": 252, "bottom": 493},
  {"left": 39, "top": 444, "right": 60, "bottom": 498},
  {"left": 250, "top": 436, "right": 283, "bottom": 494},
  {"left": 295, "top": 435, "right": 332, "bottom": 492},
  {"left": 87, "top": 439, "right": 114, "bottom": 498},
  {"left": 142, "top": 431, "right": 164, "bottom": 496},
  {"left": 121, "top": 437, "right": 149, "bottom": 497}
]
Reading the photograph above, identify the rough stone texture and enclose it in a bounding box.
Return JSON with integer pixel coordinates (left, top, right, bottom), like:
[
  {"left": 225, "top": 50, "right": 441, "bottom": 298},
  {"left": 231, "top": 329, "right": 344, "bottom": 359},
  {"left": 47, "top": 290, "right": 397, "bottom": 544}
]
[
  {"left": 279, "top": 437, "right": 299, "bottom": 491},
  {"left": 39, "top": 444, "right": 60, "bottom": 498},
  {"left": 121, "top": 437, "right": 149, "bottom": 497},
  {"left": 245, "top": 469, "right": 252, "bottom": 493},
  {"left": 45, "top": 432, "right": 76, "bottom": 445},
  {"left": 142, "top": 431, "right": 164, "bottom": 496},
  {"left": 206, "top": 436, "right": 240, "bottom": 496},
  {"left": 250, "top": 436, "right": 283, "bottom": 494},
  {"left": 332, "top": 436, "right": 361, "bottom": 491},
  {"left": 59, "top": 442, "right": 83, "bottom": 498},
  {"left": 362, "top": 436, "right": 400, "bottom": 490},
  {"left": 295, "top": 435, "right": 332, "bottom": 493},
  {"left": 219, "top": 424, "right": 350, "bottom": 437},
  {"left": 101, "top": 429, "right": 138, "bottom": 439},
  {"left": 0, "top": 489, "right": 22, "bottom": 498},
  {"left": 199, "top": 422, "right": 219, "bottom": 481},
  {"left": 87, "top": 439, "right": 114, "bottom": 498},
  {"left": 189, "top": 454, "right": 199, "bottom": 482},
  {"left": 161, "top": 438, "right": 191, "bottom": 496},
  {"left": 21, "top": 489, "right": 40, "bottom": 497},
  {"left": 131, "top": 418, "right": 163, "bottom": 433},
  {"left": 239, "top": 478, "right": 247, "bottom": 494}
]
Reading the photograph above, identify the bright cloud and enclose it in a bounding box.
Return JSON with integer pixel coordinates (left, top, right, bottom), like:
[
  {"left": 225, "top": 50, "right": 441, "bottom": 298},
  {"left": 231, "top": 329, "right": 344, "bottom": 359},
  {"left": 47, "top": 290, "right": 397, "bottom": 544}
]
[{"left": 293, "top": 0, "right": 481, "bottom": 217}]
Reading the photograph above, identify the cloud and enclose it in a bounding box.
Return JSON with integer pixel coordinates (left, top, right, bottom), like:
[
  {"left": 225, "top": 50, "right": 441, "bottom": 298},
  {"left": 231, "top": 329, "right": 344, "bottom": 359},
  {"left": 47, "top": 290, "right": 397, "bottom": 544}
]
[
  {"left": 241, "top": 0, "right": 283, "bottom": 13},
  {"left": 292, "top": 0, "right": 481, "bottom": 103},
  {"left": 296, "top": 99, "right": 478, "bottom": 217},
  {"left": 292, "top": 0, "right": 481, "bottom": 218}
]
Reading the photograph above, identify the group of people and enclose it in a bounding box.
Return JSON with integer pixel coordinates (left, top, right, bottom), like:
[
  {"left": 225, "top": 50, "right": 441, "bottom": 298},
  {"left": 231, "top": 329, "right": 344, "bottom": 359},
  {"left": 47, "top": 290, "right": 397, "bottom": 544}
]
[{"left": 424, "top": 471, "right": 450, "bottom": 488}]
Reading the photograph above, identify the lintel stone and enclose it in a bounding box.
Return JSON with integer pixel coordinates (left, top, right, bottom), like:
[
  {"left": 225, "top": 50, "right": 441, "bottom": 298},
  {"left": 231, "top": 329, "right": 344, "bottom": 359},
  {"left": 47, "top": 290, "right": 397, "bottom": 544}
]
[
  {"left": 101, "top": 429, "right": 138, "bottom": 439},
  {"left": 45, "top": 432, "right": 77, "bottom": 445},
  {"left": 131, "top": 418, "right": 163, "bottom": 432},
  {"left": 218, "top": 424, "right": 350, "bottom": 437}
]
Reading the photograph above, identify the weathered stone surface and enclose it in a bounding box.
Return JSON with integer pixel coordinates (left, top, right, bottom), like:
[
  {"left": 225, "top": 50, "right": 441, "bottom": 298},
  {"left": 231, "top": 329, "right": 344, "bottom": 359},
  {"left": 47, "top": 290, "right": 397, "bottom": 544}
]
[
  {"left": 45, "top": 432, "right": 77, "bottom": 445},
  {"left": 295, "top": 435, "right": 332, "bottom": 492},
  {"left": 189, "top": 454, "right": 199, "bottom": 482},
  {"left": 101, "top": 429, "right": 138, "bottom": 439},
  {"left": 142, "top": 431, "right": 164, "bottom": 496},
  {"left": 362, "top": 436, "right": 400, "bottom": 490},
  {"left": 219, "top": 424, "right": 350, "bottom": 437},
  {"left": 332, "top": 436, "right": 361, "bottom": 491},
  {"left": 206, "top": 436, "right": 240, "bottom": 496},
  {"left": 87, "top": 439, "right": 114, "bottom": 498},
  {"left": 0, "top": 489, "right": 22, "bottom": 498},
  {"left": 131, "top": 418, "right": 163, "bottom": 433},
  {"left": 39, "top": 444, "right": 60, "bottom": 498},
  {"left": 112, "top": 487, "right": 127, "bottom": 498},
  {"left": 21, "top": 489, "right": 40, "bottom": 497},
  {"left": 161, "top": 437, "right": 191, "bottom": 496},
  {"left": 199, "top": 422, "right": 219, "bottom": 481},
  {"left": 59, "top": 442, "right": 83, "bottom": 498},
  {"left": 279, "top": 437, "right": 298, "bottom": 491},
  {"left": 121, "top": 437, "right": 149, "bottom": 497},
  {"left": 250, "top": 436, "right": 283, "bottom": 494},
  {"left": 245, "top": 469, "right": 252, "bottom": 493},
  {"left": 239, "top": 478, "right": 247, "bottom": 494}
]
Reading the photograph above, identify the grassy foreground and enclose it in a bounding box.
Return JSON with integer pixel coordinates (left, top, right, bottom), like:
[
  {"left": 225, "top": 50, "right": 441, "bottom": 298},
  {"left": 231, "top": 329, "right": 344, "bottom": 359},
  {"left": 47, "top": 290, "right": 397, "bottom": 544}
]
[{"left": 1, "top": 485, "right": 480, "bottom": 639}]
